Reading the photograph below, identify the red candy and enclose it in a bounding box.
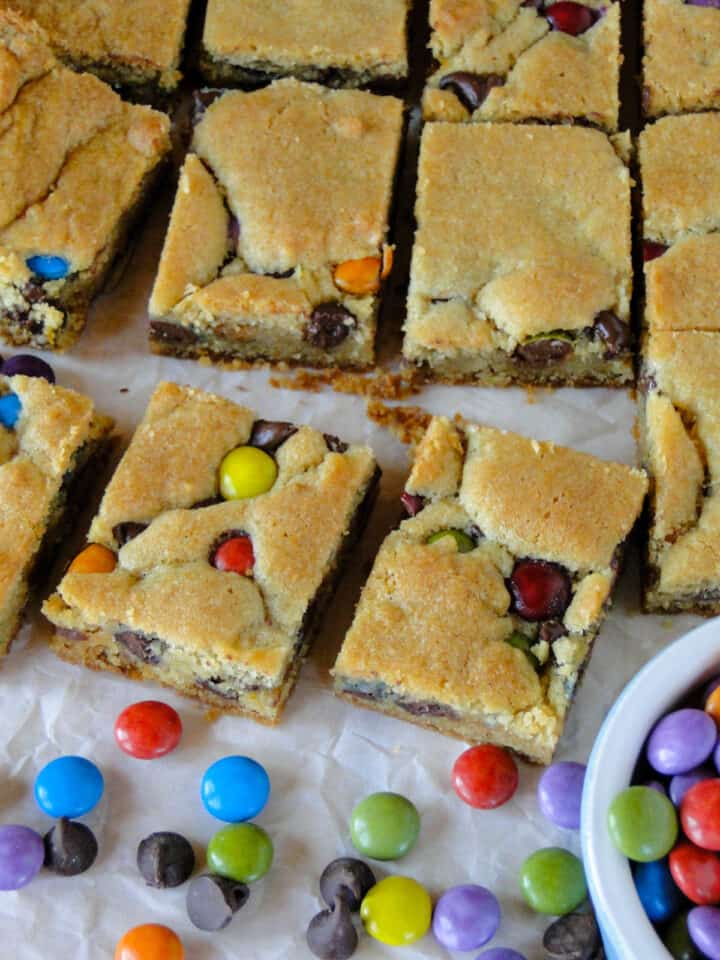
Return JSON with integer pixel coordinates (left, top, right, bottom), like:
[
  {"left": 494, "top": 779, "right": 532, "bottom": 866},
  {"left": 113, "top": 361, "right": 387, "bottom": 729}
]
[
  {"left": 212, "top": 535, "right": 255, "bottom": 576},
  {"left": 452, "top": 744, "right": 519, "bottom": 810},
  {"left": 643, "top": 240, "right": 668, "bottom": 263},
  {"left": 682, "top": 780, "right": 720, "bottom": 851},
  {"left": 114, "top": 701, "right": 182, "bottom": 760},
  {"left": 508, "top": 559, "right": 572, "bottom": 621},
  {"left": 545, "top": 1, "right": 596, "bottom": 34},
  {"left": 670, "top": 843, "right": 720, "bottom": 905}
]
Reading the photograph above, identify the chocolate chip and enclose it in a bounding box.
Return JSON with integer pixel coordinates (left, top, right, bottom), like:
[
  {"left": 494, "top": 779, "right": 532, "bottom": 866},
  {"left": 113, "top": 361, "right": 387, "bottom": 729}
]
[
  {"left": 115, "top": 630, "right": 166, "bottom": 665},
  {"left": 191, "top": 495, "right": 223, "bottom": 509},
  {"left": 112, "top": 522, "right": 148, "bottom": 547},
  {"left": 468, "top": 524, "right": 484, "bottom": 541},
  {"left": 137, "top": 831, "right": 195, "bottom": 889},
  {"left": 398, "top": 699, "right": 457, "bottom": 718},
  {"left": 249, "top": 419, "right": 297, "bottom": 452},
  {"left": 324, "top": 433, "right": 349, "bottom": 453},
  {"left": 593, "top": 312, "right": 630, "bottom": 358},
  {"left": 304, "top": 303, "right": 356, "bottom": 349},
  {"left": 516, "top": 338, "right": 572, "bottom": 365},
  {"left": 196, "top": 676, "right": 241, "bottom": 700},
  {"left": 543, "top": 911, "right": 599, "bottom": 960},
  {"left": 539, "top": 620, "right": 568, "bottom": 645},
  {"left": 187, "top": 873, "right": 249, "bottom": 931},
  {"left": 400, "top": 491, "right": 425, "bottom": 516},
  {"left": 320, "top": 858, "right": 376, "bottom": 912},
  {"left": 55, "top": 627, "right": 88, "bottom": 643},
  {"left": 438, "top": 72, "right": 505, "bottom": 112},
  {"left": 150, "top": 320, "right": 198, "bottom": 345},
  {"left": 307, "top": 896, "right": 358, "bottom": 960},
  {"left": 267, "top": 268, "right": 294, "bottom": 279},
  {"left": 643, "top": 240, "right": 668, "bottom": 262},
  {"left": 24, "top": 282, "right": 46, "bottom": 304},
  {"left": 44, "top": 818, "right": 98, "bottom": 876},
  {"left": 227, "top": 214, "right": 240, "bottom": 250}
]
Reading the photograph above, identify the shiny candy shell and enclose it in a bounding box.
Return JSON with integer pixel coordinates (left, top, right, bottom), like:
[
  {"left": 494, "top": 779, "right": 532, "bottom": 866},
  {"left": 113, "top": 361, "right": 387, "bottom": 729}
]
[
  {"left": 635, "top": 858, "right": 685, "bottom": 922},
  {"left": 688, "top": 906, "right": 720, "bottom": 960},
  {"left": 0, "top": 825, "right": 44, "bottom": 890},
  {"left": 451, "top": 744, "right": 519, "bottom": 810},
  {"left": 350, "top": 792, "right": 420, "bottom": 860},
  {"left": 26, "top": 255, "right": 69, "bottom": 281},
  {"left": 538, "top": 761, "right": 586, "bottom": 830},
  {"left": 206, "top": 823, "right": 273, "bottom": 883},
  {"left": 647, "top": 709, "right": 717, "bottom": 775},
  {"left": 211, "top": 535, "right": 255, "bottom": 576},
  {"left": 219, "top": 446, "right": 277, "bottom": 500},
  {"left": 68, "top": 543, "right": 117, "bottom": 574},
  {"left": 360, "top": 876, "right": 431, "bottom": 946},
  {"left": 476, "top": 952, "right": 528, "bottom": 960},
  {"left": 665, "top": 911, "right": 702, "bottom": 960},
  {"left": 114, "top": 700, "right": 182, "bottom": 759},
  {"left": 519, "top": 848, "right": 587, "bottom": 915},
  {"left": 0, "top": 393, "right": 21, "bottom": 428},
  {"left": 34, "top": 755, "right": 104, "bottom": 818},
  {"left": 669, "top": 842, "right": 720, "bottom": 906},
  {"left": 114, "top": 924, "right": 184, "bottom": 960},
  {"left": 432, "top": 884, "right": 500, "bottom": 951},
  {"left": 2, "top": 354, "right": 55, "bottom": 382},
  {"left": 201, "top": 756, "right": 270, "bottom": 822},
  {"left": 682, "top": 779, "right": 720, "bottom": 851},
  {"left": 607, "top": 786, "right": 678, "bottom": 861}
]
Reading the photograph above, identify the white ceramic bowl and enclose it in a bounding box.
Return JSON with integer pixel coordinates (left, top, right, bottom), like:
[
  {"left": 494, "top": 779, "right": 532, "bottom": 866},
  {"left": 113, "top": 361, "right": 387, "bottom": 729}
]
[{"left": 582, "top": 618, "right": 720, "bottom": 960}]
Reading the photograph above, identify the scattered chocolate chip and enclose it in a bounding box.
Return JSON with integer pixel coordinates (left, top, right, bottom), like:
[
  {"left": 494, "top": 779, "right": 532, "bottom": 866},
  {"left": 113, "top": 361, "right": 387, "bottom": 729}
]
[
  {"left": 400, "top": 491, "right": 425, "bottom": 516},
  {"left": 320, "top": 859, "right": 376, "bottom": 912},
  {"left": 324, "top": 433, "right": 349, "bottom": 453},
  {"left": 44, "top": 818, "right": 98, "bottom": 876},
  {"left": 267, "top": 268, "right": 294, "bottom": 279},
  {"left": 468, "top": 524, "right": 484, "bottom": 541},
  {"left": 307, "top": 896, "right": 358, "bottom": 960},
  {"left": 516, "top": 338, "right": 573, "bottom": 365},
  {"left": 249, "top": 420, "right": 297, "bottom": 452},
  {"left": 539, "top": 620, "right": 568, "bottom": 645},
  {"left": 191, "top": 495, "right": 223, "bottom": 509},
  {"left": 149, "top": 320, "right": 198, "bottom": 345},
  {"left": 304, "top": 303, "right": 356, "bottom": 349},
  {"left": 115, "top": 630, "right": 166, "bottom": 665},
  {"left": 438, "top": 71, "right": 505, "bottom": 112},
  {"left": 227, "top": 214, "right": 240, "bottom": 250},
  {"left": 23, "top": 282, "right": 46, "bottom": 304},
  {"left": 112, "top": 522, "right": 148, "bottom": 547},
  {"left": 55, "top": 627, "right": 88, "bottom": 643},
  {"left": 187, "top": 873, "right": 249, "bottom": 931},
  {"left": 593, "top": 312, "right": 630, "bottom": 358},
  {"left": 197, "top": 676, "right": 241, "bottom": 700},
  {"left": 137, "top": 831, "right": 195, "bottom": 889},
  {"left": 643, "top": 240, "right": 668, "bottom": 262},
  {"left": 543, "top": 911, "right": 600, "bottom": 960},
  {"left": 398, "top": 699, "right": 457, "bottom": 718}
]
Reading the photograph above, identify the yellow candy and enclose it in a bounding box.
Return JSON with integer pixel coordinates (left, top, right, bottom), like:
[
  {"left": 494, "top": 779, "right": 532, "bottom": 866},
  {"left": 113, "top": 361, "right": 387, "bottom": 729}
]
[
  {"left": 68, "top": 543, "right": 117, "bottom": 574},
  {"left": 360, "top": 876, "right": 431, "bottom": 947},
  {"left": 706, "top": 686, "right": 720, "bottom": 727},
  {"left": 219, "top": 446, "right": 278, "bottom": 500}
]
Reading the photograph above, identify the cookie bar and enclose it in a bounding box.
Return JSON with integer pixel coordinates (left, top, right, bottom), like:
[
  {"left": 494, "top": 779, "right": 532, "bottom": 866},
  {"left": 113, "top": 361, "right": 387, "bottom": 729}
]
[
  {"left": 640, "top": 114, "right": 720, "bottom": 334},
  {"left": 0, "top": 373, "right": 113, "bottom": 660},
  {"left": 403, "top": 123, "right": 633, "bottom": 386},
  {"left": 0, "top": 0, "right": 191, "bottom": 99},
  {"left": 43, "top": 382, "right": 380, "bottom": 723},
  {"left": 0, "top": 12, "right": 171, "bottom": 351},
  {"left": 200, "top": 0, "right": 410, "bottom": 88},
  {"left": 643, "top": 0, "right": 720, "bottom": 117},
  {"left": 149, "top": 80, "right": 403, "bottom": 370},
  {"left": 423, "top": 0, "right": 620, "bottom": 130},
  {"left": 333, "top": 417, "right": 647, "bottom": 763}
]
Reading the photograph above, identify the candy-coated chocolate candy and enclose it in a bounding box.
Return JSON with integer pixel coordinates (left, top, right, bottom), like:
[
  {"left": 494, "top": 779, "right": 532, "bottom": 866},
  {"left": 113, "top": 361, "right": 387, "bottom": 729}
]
[
  {"left": 400, "top": 491, "right": 424, "bottom": 516},
  {"left": 206, "top": 823, "right": 273, "bottom": 883},
  {"left": 665, "top": 911, "right": 702, "bottom": 960},
  {"left": 451, "top": 744, "right": 518, "bottom": 810},
  {"left": 114, "top": 700, "right": 182, "bottom": 759},
  {"left": 26, "top": 255, "right": 69, "bottom": 281},
  {"left": 476, "top": 951, "right": 527, "bottom": 960},
  {"left": 688, "top": 906, "right": 720, "bottom": 960},
  {"left": 519, "top": 848, "right": 587, "bottom": 915},
  {"left": 219, "top": 446, "right": 277, "bottom": 500},
  {"left": 211, "top": 535, "right": 255, "bottom": 576},
  {"left": 320, "top": 857, "right": 376, "bottom": 911},
  {"left": 707, "top": 686, "right": 720, "bottom": 728},
  {"left": 538, "top": 762, "right": 586, "bottom": 830},
  {"left": 34, "top": 755, "right": 104, "bottom": 818},
  {"left": 715, "top": 741, "right": 720, "bottom": 776},
  {"left": 426, "top": 529, "right": 475, "bottom": 552},
  {"left": 671, "top": 768, "right": 713, "bottom": 807},
  {"left": 44, "top": 818, "right": 98, "bottom": 876},
  {"left": 307, "top": 896, "right": 358, "bottom": 960},
  {"left": 114, "top": 924, "right": 184, "bottom": 960},
  {"left": 137, "top": 832, "right": 195, "bottom": 888},
  {"left": 645, "top": 779, "right": 667, "bottom": 794},
  {"left": 350, "top": 792, "right": 420, "bottom": 860},
  {"left": 0, "top": 825, "right": 44, "bottom": 890},
  {"left": 670, "top": 842, "right": 720, "bottom": 905},
  {"left": 2, "top": 354, "right": 55, "bottom": 382},
  {"left": 508, "top": 559, "right": 571, "bottom": 621},
  {"left": 186, "top": 874, "right": 249, "bottom": 931},
  {"left": 647, "top": 709, "right": 717, "bottom": 775},
  {"left": 68, "top": 543, "right": 117, "bottom": 574},
  {"left": 201, "top": 756, "right": 270, "bottom": 822},
  {"left": 634, "top": 858, "right": 684, "bottom": 922},
  {"left": 0, "top": 393, "right": 21, "bottom": 428},
  {"left": 545, "top": 1, "right": 596, "bottom": 34},
  {"left": 682, "top": 780, "right": 720, "bottom": 851},
  {"left": 360, "top": 875, "right": 431, "bottom": 946},
  {"left": 432, "top": 884, "right": 500, "bottom": 950},
  {"left": 643, "top": 240, "right": 668, "bottom": 262},
  {"left": 607, "top": 786, "right": 678, "bottom": 861}
]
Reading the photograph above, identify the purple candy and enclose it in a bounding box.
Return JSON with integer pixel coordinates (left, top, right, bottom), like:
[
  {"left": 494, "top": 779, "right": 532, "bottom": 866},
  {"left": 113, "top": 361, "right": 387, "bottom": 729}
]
[
  {"left": 647, "top": 709, "right": 717, "bottom": 775},
  {"left": 689, "top": 906, "right": 720, "bottom": 960},
  {"left": 670, "top": 767, "right": 713, "bottom": 806},
  {"left": 644, "top": 780, "right": 667, "bottom": 794},
  {"left": 475, "top": 951, "right": 527, "bottom": 960},
  {"left": 686, "top": 0, "right": 720, "bottom": 7},
  {"left": 538, "top": 761, "right": 586, "bottom": 829},
  {"left": 433, "top": 884, "right": 501, "bottom": 951},
  {"left": 2, "top": 354, "right": 55, "bottom": 383},
  {"left": 0, "top": 825, "right": 44, "bottom": 890}
]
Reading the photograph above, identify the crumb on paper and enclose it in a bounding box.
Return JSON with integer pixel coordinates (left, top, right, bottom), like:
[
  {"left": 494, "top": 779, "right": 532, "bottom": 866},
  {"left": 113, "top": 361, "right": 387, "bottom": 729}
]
[
  {"left": 367, "top": 399, "right": 432, "bottom": 444},
  {"left": 203, "top": 708, "right": 221, "bottom": 723},
  {"left": 119, "top": 387, "right": 129, "bottom": 393},
  {"left": 525, "top": 385, "right": 537, "bottom": 405},
  {"left": 270, "top": 367, "right": 424, "bottom": 400}
]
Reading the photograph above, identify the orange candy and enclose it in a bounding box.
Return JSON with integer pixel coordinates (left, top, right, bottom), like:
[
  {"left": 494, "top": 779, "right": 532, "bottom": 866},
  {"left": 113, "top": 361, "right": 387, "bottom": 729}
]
[
  {"left": 706, "top": 686, "right": 720, "bottom": 727},
  {"left": 333, "top": 246, "right": 394, "bottom": 296},
  {"left": 115, "top": 924, "right": 184, "bottom": 960},
  {"left": 68, "top": 543, "right": 117, "bottom": 574}
]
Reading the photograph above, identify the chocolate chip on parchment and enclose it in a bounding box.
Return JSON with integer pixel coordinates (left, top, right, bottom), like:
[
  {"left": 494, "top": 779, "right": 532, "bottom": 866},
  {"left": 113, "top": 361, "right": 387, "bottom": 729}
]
[
  {"left": 137, "top": 831, "right": 195, "bottom": 889},
  {"left": 543, "top": 910, "right": 600, "bottom": 960},
  {"left": 187, "top": 873, "right": 249, "bottom": 931},
  {"left": 44, "top": 818, "right": 98, "bottom": 876},
  {"left": 307, "top": 896, "right": 358, "bottom": 960}
]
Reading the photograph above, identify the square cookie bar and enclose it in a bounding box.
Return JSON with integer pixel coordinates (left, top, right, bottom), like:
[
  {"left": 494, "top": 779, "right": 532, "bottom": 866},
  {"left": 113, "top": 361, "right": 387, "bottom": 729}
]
[
  {"left": 0, "top": 372, "right": 112, "bottom": 659},
  {"left": 0, "top": 12, "right": 171, "bottom": 350},
  {"left": 200, "top": 0, "right": 410, "bottom": 88},
  {"left": 642, "top": 333, "right": 720, "bottom": 615},
  {"left": 403, "top": 123, "right": 633, "bottom": 386},
  {"left": 640, "top": 114, "right": 720, "bottom": 334},
  {"left": 149, "top": 80, "right": 403, "bottom": 369},
  {"left": 334, "top": 417, "right": 647, "bottom": 763},
  {"left": 0, "top": 0, "right": 191, "bottom": 99},
  {"left": 423, "top": 0, "right": 620, "bottom": 130},
  {"left": 644, "top": 0, "right": 720, "bottom": 117},
  {"left": 43, "top": 382, "right": 380, "bottom": 723}
]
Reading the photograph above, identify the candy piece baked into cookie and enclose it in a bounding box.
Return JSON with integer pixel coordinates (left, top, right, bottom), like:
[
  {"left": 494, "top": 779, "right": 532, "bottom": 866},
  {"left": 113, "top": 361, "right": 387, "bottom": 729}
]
[
  {"left": 199, "top": 0, "right": 410, "bottom": 88},
  {"left": 148, "top": 81, "right": 403, "bottom": 370},
  {"left": 643, "top": 0, "right": 720, "bottom": 117},
  {"left": 403, "top": 123, "right": 633, "bottom": 386},
  {"left": 0, "top": 362, "right": 113, "bottom": 660},
  {"left": 423, "top": 0, "right": 620, "bottom": 130},
  {"left": 43, "top": 382, "right": 380, "bottom": 723},
  {"left": 0, "top": 11, "right": 171, "bottom": 350},
  {"left": 333, "top": 417, "right": 647, "bottom": 763},
  {"left": 0, "top": 0, "right": 191, "bottom": 100}
]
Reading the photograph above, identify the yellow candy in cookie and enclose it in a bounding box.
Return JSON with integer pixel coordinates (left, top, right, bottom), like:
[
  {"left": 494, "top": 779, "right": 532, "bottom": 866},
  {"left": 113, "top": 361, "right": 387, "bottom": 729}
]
[
  {"left": 219, "top": 446, "right": 277, "bottom": 500},
  {"left": 68, "top": 544, "right": 117, "bottom": 574}
]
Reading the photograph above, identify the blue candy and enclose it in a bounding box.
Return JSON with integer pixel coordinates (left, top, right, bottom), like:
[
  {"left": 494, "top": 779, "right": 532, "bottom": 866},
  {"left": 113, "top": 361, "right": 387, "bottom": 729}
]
[
  {"left": 34, "top": 756, "right": 104, "bottom": 818},
  {"left": 201, "top": 755, "right": 270, "bottom": 822},
  {"left": 634, "top": 858, "right": 684, "bottom": 925},
  {"left": 0, "top": 393, "right": 21, "bottom": 429},
  {"left": 26, "top": 255, "right": 69, "bottom": 281}
]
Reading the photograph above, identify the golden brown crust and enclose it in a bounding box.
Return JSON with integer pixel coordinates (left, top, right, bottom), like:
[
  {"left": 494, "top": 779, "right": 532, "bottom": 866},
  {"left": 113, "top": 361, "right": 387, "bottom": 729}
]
[{"left": 646, "top": 235, "right": 720, "bottom": 333}]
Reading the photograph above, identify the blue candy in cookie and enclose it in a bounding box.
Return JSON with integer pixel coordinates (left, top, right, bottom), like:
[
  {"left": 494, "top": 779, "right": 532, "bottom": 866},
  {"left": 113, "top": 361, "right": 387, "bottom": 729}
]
[
  {"left": 25, "top": 255, "right": 69, "bottom": 281},
  {"left": 0, "top": 393, "right": 21, "bottom": 429}
]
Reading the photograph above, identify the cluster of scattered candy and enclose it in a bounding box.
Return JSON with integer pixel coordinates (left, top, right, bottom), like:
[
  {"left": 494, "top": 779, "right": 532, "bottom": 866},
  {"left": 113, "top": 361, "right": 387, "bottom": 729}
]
[
  {"left": 608, "top": 676, "right": 720, "bottom": 958},
  {"left": 0, "top": 354, "right": 56, "bottom": 427}
]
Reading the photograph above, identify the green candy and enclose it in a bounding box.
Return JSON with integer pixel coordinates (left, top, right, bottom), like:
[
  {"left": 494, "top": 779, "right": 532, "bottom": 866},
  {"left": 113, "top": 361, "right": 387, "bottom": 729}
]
[
  {"left": 665, "top": 912, "right": 702, "bottom": 960},
  {"left": 207, "top": 823, "right": 273, "bottom": 883},
  {"left": 350, "top": 792, "right": 420, "bottom": 861},
  {"left": 426, "top": 529, "right": 475, "bottom": 552},
  {"left": 506, "top": 631, "right": 540, "bottom": 670},
  {"left": 607, "top": 786, "right": 678, "bottom": 862},
  {"left": 519, "top": 847, "right": 587, "bottom": 915}
]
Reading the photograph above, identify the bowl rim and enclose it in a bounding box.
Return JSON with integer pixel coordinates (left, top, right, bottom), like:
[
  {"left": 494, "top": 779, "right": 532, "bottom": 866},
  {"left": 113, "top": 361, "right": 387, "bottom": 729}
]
[{"left": 581, "top": 617, "right": 720, "bottom": 959}]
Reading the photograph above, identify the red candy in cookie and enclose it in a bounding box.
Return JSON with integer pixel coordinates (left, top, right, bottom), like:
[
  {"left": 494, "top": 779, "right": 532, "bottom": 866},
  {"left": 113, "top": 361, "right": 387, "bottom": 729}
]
[
  {"left": 114, "top": 701, "right": 182, "bottom": 760},
  {"left": 452, "top": 744, "right": 519, "bottom": 809},
  {"left": 682, "top": 780, "right": 720, "bottom": 851},
  {"left": 508, "top": 559, "right": 572, "bottom": 621},
  {"left": 545, "top": 1, "right": 596, "bottom": 34},
  {"left": 212, "top": 535, "right": 255, "bottom": 576},
  {"left": 669, "top": 842, "right": 720, "bottom": 905}
]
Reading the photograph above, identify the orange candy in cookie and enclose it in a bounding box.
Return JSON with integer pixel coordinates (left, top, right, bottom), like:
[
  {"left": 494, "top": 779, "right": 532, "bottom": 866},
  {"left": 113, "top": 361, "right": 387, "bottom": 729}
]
[
  {"left": 68, "top": 543, "right": 117, "bottom": 574},
  {"left": 115, "top": 924, "right": 184, "bottom": 960},
  {"left": 333, "top": 247, "right": 393, "bottom": 296}
]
